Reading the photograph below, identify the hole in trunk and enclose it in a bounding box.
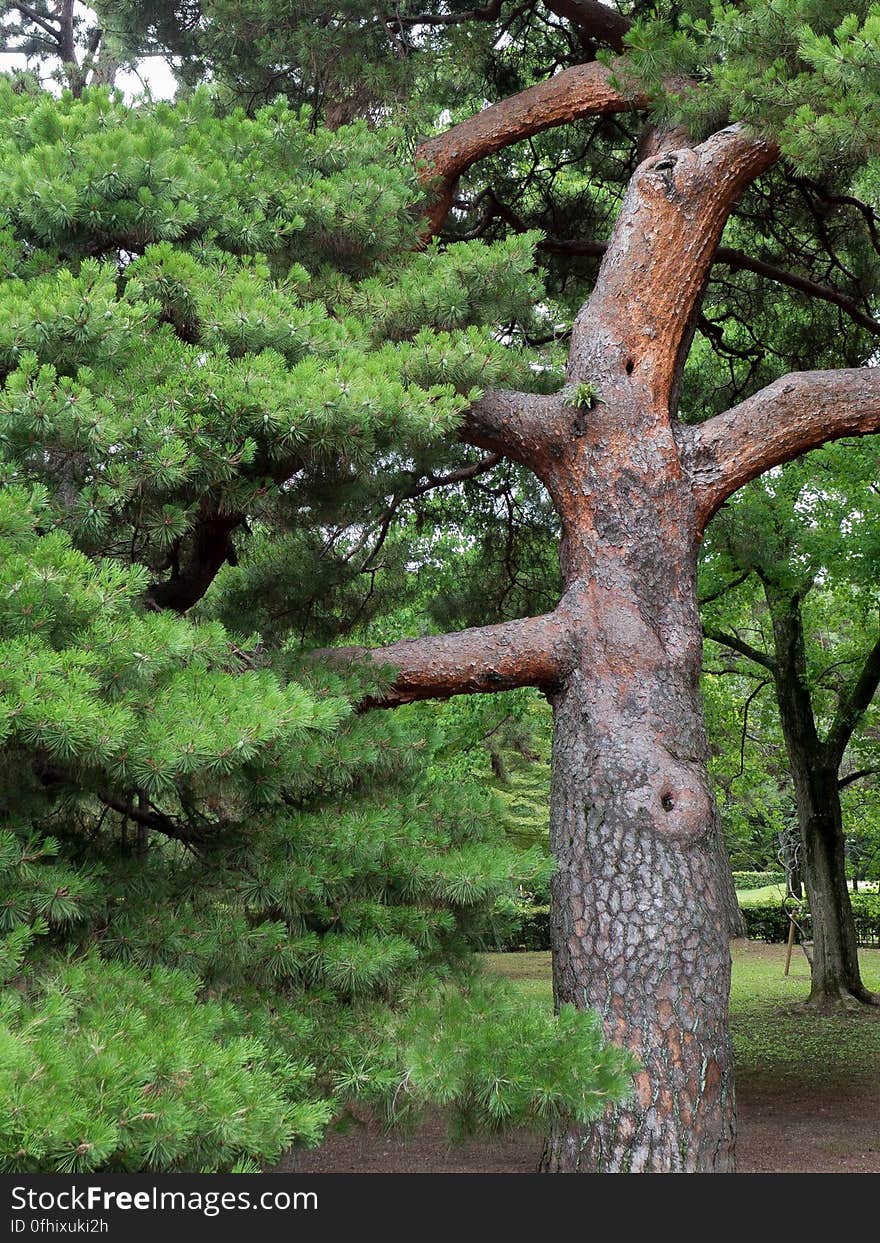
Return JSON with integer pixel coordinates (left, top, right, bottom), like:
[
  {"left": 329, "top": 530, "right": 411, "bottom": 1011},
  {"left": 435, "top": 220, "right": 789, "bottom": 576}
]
[
  {"left": 661, "top": 792, "right": 674, "bottom": 811},
  {"left": 624, "top": 359, "right": 634, "bottom": 375}
]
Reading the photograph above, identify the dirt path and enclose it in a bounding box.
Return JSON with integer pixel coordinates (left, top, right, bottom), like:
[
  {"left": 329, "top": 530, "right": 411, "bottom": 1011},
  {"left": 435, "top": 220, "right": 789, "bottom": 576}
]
[
  {"left": 276, "top": 942, "right": 880, "bottom": 1174},
  {"left": 277, "top": 1074, "right": 880, "bottom": 1173}
]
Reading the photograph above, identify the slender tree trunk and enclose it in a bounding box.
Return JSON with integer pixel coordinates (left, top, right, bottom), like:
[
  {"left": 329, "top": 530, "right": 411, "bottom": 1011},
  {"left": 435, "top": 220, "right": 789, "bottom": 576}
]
[
  {"left": 766, "top": 588, "right": 877, "bottom": 1007},
  {"left": 788, "top": 753, "right": 873, "bottom": 1006}
]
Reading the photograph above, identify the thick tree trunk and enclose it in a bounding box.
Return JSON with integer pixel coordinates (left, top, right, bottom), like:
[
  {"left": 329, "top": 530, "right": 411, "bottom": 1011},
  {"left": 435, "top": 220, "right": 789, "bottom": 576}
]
[
  {"left": 765, "top": 588, "right": 877, "bottom": 1007},
  {"left": 537, "top": 383, "right": 735, "bottom": 1170},
  {"left": 541, "top": 662, "right": 735, "bottom": 1171}
]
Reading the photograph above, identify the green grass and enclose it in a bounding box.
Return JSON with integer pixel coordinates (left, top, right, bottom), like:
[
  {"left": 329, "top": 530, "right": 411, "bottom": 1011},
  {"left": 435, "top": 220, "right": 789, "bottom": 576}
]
[
  {"left": 736, "top": 883, "right": 787, "bottom": 907},
  {"left": 482, "top": 943, "right": 880, "bottom": 1084}
]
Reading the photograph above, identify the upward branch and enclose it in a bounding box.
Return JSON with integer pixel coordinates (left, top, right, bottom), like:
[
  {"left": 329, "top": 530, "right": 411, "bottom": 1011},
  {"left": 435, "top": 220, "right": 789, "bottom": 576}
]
[
  {"left": 824, "top": 633, "right": 880, "bottom": 767},
  {"left": 567, "top": 125, "right": 778, "bottom": 405},
  {"left": 685, "top": 368, "right": 880, "bottom": 531}
]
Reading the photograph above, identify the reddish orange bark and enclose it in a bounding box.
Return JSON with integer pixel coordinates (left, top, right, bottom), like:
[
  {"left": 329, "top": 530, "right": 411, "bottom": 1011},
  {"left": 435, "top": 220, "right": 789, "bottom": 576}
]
[{"left": 336, "top": 60, "right": 880, "bottom": 1173}]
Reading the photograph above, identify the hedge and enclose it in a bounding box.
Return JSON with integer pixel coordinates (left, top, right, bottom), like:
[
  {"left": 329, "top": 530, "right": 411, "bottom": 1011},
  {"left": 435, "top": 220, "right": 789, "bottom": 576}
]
[
  {"left": 732, "top": 871, "right": 786, "bottom": 891},
  {"left": 498, "top": 893, "right": 880, "bottom": 952},
  {"left": 741, "top": 893, "right": 880, "bottom": 946},
  {"left": 500, "top": 905, "right": 551, "bottom": 952}
]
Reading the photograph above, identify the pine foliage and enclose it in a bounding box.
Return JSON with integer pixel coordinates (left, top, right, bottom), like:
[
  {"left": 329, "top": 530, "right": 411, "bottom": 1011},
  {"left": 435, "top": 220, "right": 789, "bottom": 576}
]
[{"left": 0, "top": 80, "right": 633, "bottom": 1171}]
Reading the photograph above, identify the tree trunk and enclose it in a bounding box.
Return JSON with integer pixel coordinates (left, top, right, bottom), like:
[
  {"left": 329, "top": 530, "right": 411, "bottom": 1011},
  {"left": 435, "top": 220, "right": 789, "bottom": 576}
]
[
  {"left": 765, "top": 588, "right": 876, "bottom": 1007},
  {"left": 538, "top": 396, "right": 735, "bottom": 1171},
  {"left": 789, "top": 756, "right": 872, "bottom": 1006}
]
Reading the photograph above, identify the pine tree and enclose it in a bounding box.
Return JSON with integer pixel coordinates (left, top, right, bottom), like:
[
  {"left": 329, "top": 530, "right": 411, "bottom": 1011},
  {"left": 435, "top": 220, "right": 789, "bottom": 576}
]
[{"left": 0, "top": 82, "right": 634, "bottom": 1172}]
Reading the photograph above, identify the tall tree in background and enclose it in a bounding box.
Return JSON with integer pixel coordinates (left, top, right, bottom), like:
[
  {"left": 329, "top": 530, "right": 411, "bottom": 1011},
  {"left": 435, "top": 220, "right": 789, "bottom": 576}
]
[
  {"left": 702, "top": 441, "right": 880, "bottom": 1007},
  {"left": 7, "top": 1, "right": 880, "bottom": 1172}
]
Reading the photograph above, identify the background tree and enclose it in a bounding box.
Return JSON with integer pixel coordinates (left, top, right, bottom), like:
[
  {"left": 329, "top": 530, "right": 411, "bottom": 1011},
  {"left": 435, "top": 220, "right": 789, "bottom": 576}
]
[
  {"left": 0, "top": 1, "right": 129, "bottom": 93},
  {"left": 701, "top": 439, "right": 880, "bottom": 1006}
]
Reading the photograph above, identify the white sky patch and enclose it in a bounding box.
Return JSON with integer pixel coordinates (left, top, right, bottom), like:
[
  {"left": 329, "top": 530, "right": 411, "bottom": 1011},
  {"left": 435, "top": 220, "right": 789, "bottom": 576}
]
[{"left": 0, "top": 50, "right": 177, "bottom": 101}]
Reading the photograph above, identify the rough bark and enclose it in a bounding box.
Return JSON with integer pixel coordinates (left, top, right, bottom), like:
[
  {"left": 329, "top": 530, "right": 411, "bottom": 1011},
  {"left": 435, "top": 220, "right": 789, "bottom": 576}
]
[
  {"left": 686, "top": 369, "right": 880, "bottom": 532},
  {"left": 539, "top": 515, "right": 736, "bottom": 1171}
]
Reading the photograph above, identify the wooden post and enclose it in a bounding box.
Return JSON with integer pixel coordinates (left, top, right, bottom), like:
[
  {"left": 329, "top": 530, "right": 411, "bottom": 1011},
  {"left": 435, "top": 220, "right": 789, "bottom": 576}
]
[{"left": 784, "top": 910, "right": 797, "bottom": 977}]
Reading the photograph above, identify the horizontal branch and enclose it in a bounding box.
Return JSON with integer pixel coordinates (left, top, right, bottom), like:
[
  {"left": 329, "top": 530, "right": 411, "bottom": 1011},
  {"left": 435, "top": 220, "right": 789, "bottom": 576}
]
[
  {"left": 460, "top": 388, "right": 566, "bottom": 468},
  {"left": 416, "top": 59, "right": 650, "bottom": 237},
  {"left": 703, "top": 626, "right": 777, "bottom": 672},
  {"left": 713, "top": 248, "right": 880, "bottom": 336},
  {"left": 838, "top": 767, "right": 880, "bottom": 791},
  {"left": 388, "top": 0, "right": 503, "bottom": 26},
  {"left": 323, "top": 610, "right": 572, "bottom": 708},
  {"left": 687, "top": 368, "right": 880, "bottom": 530}
]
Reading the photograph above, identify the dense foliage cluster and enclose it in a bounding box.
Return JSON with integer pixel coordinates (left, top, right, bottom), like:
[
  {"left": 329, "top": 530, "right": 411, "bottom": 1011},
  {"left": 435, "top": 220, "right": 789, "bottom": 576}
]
[{"left": 0, "top": 79, "right": 634, "bottom": 1171}]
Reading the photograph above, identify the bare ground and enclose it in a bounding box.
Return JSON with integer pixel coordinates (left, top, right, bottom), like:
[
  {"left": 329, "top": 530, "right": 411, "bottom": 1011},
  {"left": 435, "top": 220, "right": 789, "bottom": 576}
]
[{"left": 277, "top": 942, "right": 880, "bottom": 1174}]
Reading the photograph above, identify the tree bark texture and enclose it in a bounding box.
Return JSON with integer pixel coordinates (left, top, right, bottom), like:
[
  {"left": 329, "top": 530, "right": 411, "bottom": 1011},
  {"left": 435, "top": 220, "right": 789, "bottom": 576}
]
[{"left": 540, "top": 515, "right": 735, "bottom": 1171}]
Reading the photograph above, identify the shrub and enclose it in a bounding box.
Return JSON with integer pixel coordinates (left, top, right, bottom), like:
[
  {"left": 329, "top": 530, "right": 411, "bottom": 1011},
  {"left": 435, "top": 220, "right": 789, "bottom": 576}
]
[
  {"left": 501, "top": 905, "right": 551, "bottom": 952},
  {"left": 738, "top": 893, "right": 880, "bottom": 945},
  {"left": 0, "top": 955, "right": 331, "bottom": 1173},
  {"left": 732, "top": 871, "right": 786, "bottom": 891}
]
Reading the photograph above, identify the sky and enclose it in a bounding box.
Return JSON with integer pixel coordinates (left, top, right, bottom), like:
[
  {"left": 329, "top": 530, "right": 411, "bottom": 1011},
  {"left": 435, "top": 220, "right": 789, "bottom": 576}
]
[{"left": 0, "top": 50, "right": 178, "bottom": 101}]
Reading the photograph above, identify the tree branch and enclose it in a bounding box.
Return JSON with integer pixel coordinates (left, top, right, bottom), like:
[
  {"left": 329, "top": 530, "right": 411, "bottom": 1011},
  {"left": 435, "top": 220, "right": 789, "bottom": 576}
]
[
  {"left": 543, "top": 0, "right": 631, "bottom": 52},
  {"left": 388, "top": 0, "right": 503, "bottom": 26},
  {"left": 567, "top": 125, "right": 778, "bottom": 402},
  {"left": 838, "top": 767, "right": 880, "bottom": 791},
  {"left": 825, "top": 633, "right": 880, "bottom": 767},
  {"left": 698, "top": 570, "right": 751, "bottom": 607},
  {"left": 686, "top": 368, "right": 880, "bottom": 531},
  {"left": 8, "top": 2, "right": 60, "bottom": 42},
  {"left": 323, "top": 609, "right": 573, "bottom": 708},
  {"left": 713, "top": 248, "right": 880, "bottom": 336},
  {"left": 703, "top": 626, "right": 777, "bottom": 672},
  {"left": 415, "top": 59, "right": 652, "bottom": 237},
  {"left": 145, "top": 510, "right": 242, "bottom": 613},
  {"left": 460, "top": 388, "right": 566, "bottom": 469}
]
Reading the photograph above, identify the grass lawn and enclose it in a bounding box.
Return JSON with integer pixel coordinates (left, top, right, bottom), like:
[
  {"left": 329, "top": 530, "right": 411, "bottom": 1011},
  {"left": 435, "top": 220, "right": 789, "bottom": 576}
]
[
  {"left": 483, "top": 942, "right": 880, "bottom": 1084},
  {"left": 736, "top": 883, "right": 787, "bottom": 907}
]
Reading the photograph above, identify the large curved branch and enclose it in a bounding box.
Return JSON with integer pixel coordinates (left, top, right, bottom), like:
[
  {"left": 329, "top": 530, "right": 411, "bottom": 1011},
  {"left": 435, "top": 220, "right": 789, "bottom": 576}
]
[
  {"left": 567, "top": 125, "right": 778, "bottom": 403},
  {"left": 324, "top": 610, "right": 573, "bottom": 708},
  {"left": 415, "top": 59, "right": 650, "bottom": 237},
  {"left": 544, "top": 1, "right": 631, "bottom": 51},
  {"left": 685, "top": 368, "right": 880, "bottom": 531}
]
